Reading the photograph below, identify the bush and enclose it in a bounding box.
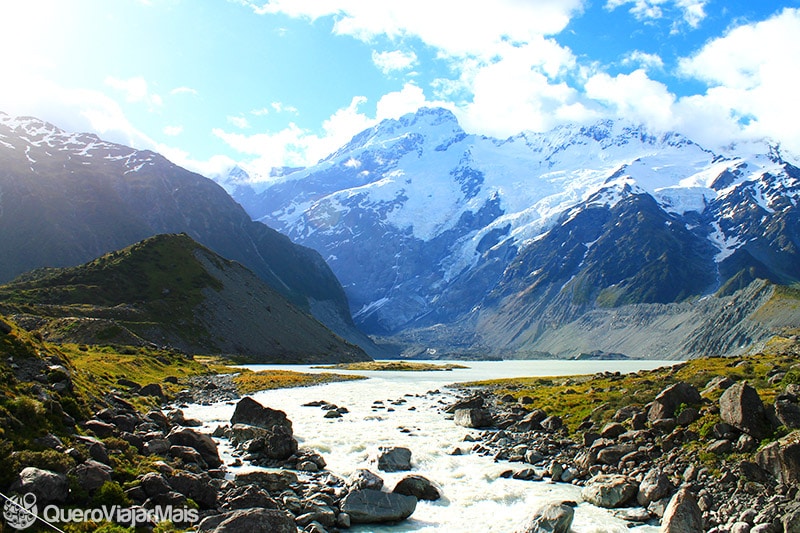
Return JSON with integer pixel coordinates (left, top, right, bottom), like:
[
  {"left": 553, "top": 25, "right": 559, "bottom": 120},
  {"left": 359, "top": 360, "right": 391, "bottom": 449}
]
[{"left": 92, "top": 481, "right": 130, "bottom": 508}]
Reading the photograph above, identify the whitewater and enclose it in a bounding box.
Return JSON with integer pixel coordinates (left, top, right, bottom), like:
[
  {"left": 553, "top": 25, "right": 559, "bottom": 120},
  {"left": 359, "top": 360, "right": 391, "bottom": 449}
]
[{"left": 182, "top": 360, "right": 675, "bottom": 532}]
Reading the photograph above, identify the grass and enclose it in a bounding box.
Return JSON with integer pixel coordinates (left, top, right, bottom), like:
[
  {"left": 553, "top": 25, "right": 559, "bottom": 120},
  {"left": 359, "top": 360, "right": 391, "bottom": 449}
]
[
  {"left": 233, "top": 369, "right": 366, "bottom": 394},
  {"left": 462, "top": 332, "right": 800, "bottom": 435},
  {"left": 313, "top": 361, "right": 469, "bottom": 371}
]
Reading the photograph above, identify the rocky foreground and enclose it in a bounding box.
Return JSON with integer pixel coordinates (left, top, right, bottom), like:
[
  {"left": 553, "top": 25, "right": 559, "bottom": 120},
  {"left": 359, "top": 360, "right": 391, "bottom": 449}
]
[
  {"left": 449, "top": 373, "right": 800, "bottom": 532},
  {"left": 7, "top": 343, "right": 800, "bottom": 532}
]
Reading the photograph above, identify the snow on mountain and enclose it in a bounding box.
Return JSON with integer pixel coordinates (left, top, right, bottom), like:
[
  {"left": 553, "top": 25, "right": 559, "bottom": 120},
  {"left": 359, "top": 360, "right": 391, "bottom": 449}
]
[
  {"left": 218, "top": 107, "right": 800, "bottom": 350},
  {"left": 0, "top": 112, "right": 157, "bottom": 173}
]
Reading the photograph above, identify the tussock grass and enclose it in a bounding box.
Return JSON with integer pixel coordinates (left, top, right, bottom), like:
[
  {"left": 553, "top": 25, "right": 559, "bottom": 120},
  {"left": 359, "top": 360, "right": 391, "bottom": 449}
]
[
  {"left": 233, "top": 369, "right": 365, "bottom": 394},
  {"left": 464, "top": 332, "right": 800, "bottom": 435}
]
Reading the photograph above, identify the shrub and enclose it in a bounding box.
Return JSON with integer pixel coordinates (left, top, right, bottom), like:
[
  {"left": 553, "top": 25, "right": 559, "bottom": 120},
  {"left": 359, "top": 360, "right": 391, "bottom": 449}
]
[{"left": 92, "top": 481, "right": 130, "bottom": 508}]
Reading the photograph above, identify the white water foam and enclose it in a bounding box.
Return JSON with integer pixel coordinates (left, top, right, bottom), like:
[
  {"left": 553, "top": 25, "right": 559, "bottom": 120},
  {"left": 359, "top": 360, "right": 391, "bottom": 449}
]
[{"left": 181, "top": 360, "right": 672, "bottom": 532}]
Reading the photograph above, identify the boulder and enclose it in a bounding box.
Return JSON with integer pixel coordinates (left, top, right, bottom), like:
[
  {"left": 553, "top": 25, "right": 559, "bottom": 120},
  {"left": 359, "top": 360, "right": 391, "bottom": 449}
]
[
  {"left": 600, "top": 422, "right": 627, "bottom": 439},
  {"left": 707, "top": 439, "right": 733, "bottom": 455},
  {"left": 347, "top": 469, "right": 384, "bottom": 491},
  {"left": 775, "top": 398, "right": 800, "bottom": 429},
  {"left": 168, "top": 471, "right": 217, "bottom": 509},
  {"left": 208, "top": 508, "right": 296, "bottom": 533},
  {"left": 454, "top": 408, "right": 493, "bottom": 428},
  {"left": 660, "top": 488, "right": 703, "bottom": 532},
  {"left": 220, "top": 485, "right": 279, "bottom": 511},
  {"left": 580, "top": 474, "right": 637, "bottom": 508},
  {"left": 169, "top": 445, "right": 207, "bottom": 468},
  {"left": 513, "top": 409, "right": 547, "bottom": 431},
  {"left": 11, "top": 467, "right": 68, "bottom": 504},
  {"left": 247, "top": 425, "right": 298, "bottom": 461},
  {"left": 144, "top": 438, "right": 171, "bottom": 456},
  {"left": 231, "top": 397, "right": 292, "bottom": 431},
  {"left": 140, "top": 472, "right": 172, "bottom": 497},
  {"left": 756, "top": 430, "right": 800, "bottom": 484},
  {"left": 167, "top": 428, "right": 222, "bottom": 468},
  {"left": 139, "top": 383, "right": 164, "bottom": 398},
  {"left": 341, "top": 489, "right": 417, "bottom": 524},
  {"left": 720, "top": 382, "right": 772, "bottom": 440},
  {"left": 541, "top": 416, "right": 563, "bottom": 431},
  {"left": 74, "top": 460, "right": 113, "bottom": 492},
  {"left": 392, "top": 475, "right": 441, "bottom": 501},
  {"left": 444, "top": 395, "right": 484, "bottom": 414},
  {"left": 648, "top": 382, "right": 701, "bottom": 421},
  {"left": 234, "top": 470, "right": 297, "bottom": 492},
  {"left": 84, "top": 419, "right": 116, "bottom": 438},
  {"left": 676, "top": 407, "right": 700, "bottom": 426},
  {"left": 516, "top": 501, "right": 575, "bottom": 533},
  {"left": 374, "top": 446, "right": 412, "bottom": 472},
  {"left": 596, "top": 443, "right": 636, "bottom": 466},
  {"left": 637, "top": 470, "right": 672, "bottom": 507}
]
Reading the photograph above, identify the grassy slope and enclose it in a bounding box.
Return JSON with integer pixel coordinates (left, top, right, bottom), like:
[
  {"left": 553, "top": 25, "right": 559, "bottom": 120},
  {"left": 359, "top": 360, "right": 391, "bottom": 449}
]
[
  {"left": 0, "top": 233, "right": 222, "bottom": 341},
  {"left": 0, "top": 313, "right": 361, "bottom": 492},
  {"left": 464, "top": 328, "right": 800, "bottom": 435}
]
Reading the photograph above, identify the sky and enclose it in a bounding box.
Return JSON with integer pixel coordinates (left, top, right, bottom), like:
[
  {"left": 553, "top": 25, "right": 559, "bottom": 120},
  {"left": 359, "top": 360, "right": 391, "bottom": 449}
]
[{"left": 1, "top": 0, "right": 799, "bottom": 179}]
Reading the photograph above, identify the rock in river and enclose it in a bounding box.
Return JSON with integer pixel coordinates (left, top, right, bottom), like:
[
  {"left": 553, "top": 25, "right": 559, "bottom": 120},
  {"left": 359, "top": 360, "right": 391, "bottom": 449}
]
[{"left": 341, "top": 489, "right": 417, "bottom": 524}]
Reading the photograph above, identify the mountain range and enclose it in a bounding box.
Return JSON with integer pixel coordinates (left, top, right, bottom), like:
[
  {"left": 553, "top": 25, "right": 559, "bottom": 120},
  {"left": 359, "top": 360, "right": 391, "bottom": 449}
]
[
  {"left": 0, "top": 233, "right": 368, "bottom": 362},
  {"left": 0, "top": 112, "right": 380, "bottom": 357},
  {"left": 218, "top": 107, "right": 800, "bottom": 359}
]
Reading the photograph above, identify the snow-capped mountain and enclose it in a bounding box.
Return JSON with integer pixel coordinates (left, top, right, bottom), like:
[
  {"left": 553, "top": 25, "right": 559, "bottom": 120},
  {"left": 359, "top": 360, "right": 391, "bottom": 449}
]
[
  {"left": 221, "top": 107, "right": 800, "bottom": 358},
  {"left": 0, "top": 112, "right": 379, "bottom": 357}
]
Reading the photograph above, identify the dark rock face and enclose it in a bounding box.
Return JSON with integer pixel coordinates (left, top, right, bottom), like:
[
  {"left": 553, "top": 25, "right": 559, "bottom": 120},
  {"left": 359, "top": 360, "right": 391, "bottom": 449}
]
[
  {"left": 247, "top": 425, "right": 298, "bottom": 461},
  {"left": 11, "top": 467, "right": 68, "bottom": 504},
  {"left": 167, "top": 427, "right": 222, "bottom": 468},
  {"left": 206, "top": 508, "right": 297, "bottom": 533},
  {"left": 229, "top": 397, "right": 299, "bottom": 462},
  {"left": 347, "top": 469, "right": 385, "bottom": 492},
  {"left": 374, "top": 446, "right": 413, "bottom": 472},
  {"left": 341, "top": 489, "right": 417, "bottom": 524},
  {"left": 231, "top": 397, "right": 293, "bottom": 431},
  {"left": 719, "top": 382, "right": 772, "bottom": 440},
  {"left": 756, "top": 431, "right": 800, "bottom": 485},
  {"left": 74, "top": 460, "right": 113, "bottom": 492},
  {"left": 392, "top": 475, "right": 441, "bottom": 501},
  {"left": 648, "top": 382, "right": 702, "bottom": 421}
]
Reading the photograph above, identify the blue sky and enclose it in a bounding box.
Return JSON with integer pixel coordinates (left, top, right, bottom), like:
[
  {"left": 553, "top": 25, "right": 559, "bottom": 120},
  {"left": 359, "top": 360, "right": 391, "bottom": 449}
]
[{"left": 1, "top": 0, "right": 799, "bottom": 178}]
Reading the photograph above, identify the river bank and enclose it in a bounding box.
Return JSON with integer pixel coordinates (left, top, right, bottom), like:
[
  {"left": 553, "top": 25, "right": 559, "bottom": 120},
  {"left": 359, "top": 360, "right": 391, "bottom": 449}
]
[{"left": 4, "top": 330, "right": 800, "bottom": 532}]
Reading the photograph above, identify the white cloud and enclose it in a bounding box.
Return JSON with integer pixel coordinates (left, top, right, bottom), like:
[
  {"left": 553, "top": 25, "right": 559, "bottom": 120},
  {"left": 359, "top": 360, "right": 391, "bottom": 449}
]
[
  {"left": 271, "top": 102, "right": 299, "bottom": 114},
  {"left": 227, "top": 115, "right": 251, "bottom": 129},
  {"left": 242, "top": 0, "right": 583, "bottom": 59},
  {"left": 372, "top": 49, "right": 418, "bottom": 74},
  {"left": 212, "top": 84, "right": 452, "bottom": 175},
  {"left": 585, "top": 69, "right": 676, "bottom": 130},
  {"left": 677, "top": 8, "right": 800, "bottom": 151},
  {"left": 163, "top": 125, "right": 184, "bottom": 136},
  {"left": 0, "top": 73, "right": 158, "bottom": 150},
  {"left": 606, "top": 0, "right": 707, "bottom": 29},
  {"left": 171, "top": 86, "right": 198, "bottom": 96},
  {"left": 105, "top": 76, "right": 162, "bottom": 108},
  {"left": 240, "top": 1, "right": 585, "bottom": 140},
  {"left": 251, "top": 107, "right": 271, "bottom": 116},
  {"left": 622, "top": 50, "right": 664, "bottom": 70}
]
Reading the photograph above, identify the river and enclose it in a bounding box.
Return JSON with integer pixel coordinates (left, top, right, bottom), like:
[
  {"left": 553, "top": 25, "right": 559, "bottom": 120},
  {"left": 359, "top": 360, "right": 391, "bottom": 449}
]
[{"left": 182, "top": 360, "right": 676, "bottom": 532}]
